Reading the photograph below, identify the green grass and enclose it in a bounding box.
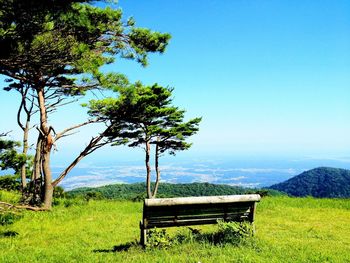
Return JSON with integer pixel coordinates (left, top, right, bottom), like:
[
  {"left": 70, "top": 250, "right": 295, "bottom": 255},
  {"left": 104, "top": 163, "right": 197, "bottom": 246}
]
[
  {"left": 0, "top": 196, "right": 349, "bottom": 262},
  {"left": 0, "top": 190, "right": 21, "bottom": 204}
]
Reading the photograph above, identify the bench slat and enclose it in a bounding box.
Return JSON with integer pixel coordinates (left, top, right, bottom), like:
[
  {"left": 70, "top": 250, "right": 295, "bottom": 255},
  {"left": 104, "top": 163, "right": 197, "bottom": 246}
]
[
  {"left": 144, "top": 202, "right": 253, "bottom": 218},
  {"left": 145, "top": 210, "right": 250, "bottom": 221},
  {"left": 146, "top": 216, "right": 248, "bottom": 228},
  {"left": 146, "top": 213, "right": 249, "bottom": 227},
  {"left": 146, "top": 211, "right": 250, "bottom": 221},
  {"left": 144, "top": 194, "right": 261, "bottom": 207}
]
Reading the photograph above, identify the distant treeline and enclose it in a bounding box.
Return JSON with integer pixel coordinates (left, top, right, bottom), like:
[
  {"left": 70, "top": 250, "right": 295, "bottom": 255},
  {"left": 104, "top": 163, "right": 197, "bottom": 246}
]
[{"left": 66, "top": 182, "right": 283, "bottom": 201}]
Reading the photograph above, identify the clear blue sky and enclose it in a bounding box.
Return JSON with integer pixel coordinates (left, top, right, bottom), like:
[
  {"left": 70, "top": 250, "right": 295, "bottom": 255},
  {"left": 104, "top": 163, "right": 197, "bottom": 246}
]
[{"left": 1, "top": 0, "right": 350, "bottom": 165}]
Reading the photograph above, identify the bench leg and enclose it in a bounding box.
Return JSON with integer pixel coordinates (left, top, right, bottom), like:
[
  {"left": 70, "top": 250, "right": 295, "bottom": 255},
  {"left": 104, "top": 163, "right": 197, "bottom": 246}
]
[
  {"left": 140, "top": 221, "right": 147, "bottom": 246},
  {"left": 249, "top": 202, "right": 257, "bottom": 236}
]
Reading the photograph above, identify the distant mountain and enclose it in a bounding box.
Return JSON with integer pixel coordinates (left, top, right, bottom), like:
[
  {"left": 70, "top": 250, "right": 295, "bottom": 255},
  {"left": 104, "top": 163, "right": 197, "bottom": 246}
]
[{"left": 269, "top": 167, "right": 350, "bottom": 198}]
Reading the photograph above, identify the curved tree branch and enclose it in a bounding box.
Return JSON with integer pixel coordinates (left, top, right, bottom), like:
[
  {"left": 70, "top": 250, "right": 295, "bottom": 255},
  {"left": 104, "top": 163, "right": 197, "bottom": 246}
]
[
  {"left": 0, "top": 201, "right": 49, "bottom": 211},
  {"left": 52, "top": 127, "right": 112, "bottom": 187},
  {"left": 54, "top": 118, "right": 100, "bottom": 142}
]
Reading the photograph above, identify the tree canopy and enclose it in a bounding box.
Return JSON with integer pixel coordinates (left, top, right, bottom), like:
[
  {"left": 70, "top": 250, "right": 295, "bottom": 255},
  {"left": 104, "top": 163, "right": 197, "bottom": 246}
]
[{"left": 0, "top": 0, "right": 171, "bottom": 208}]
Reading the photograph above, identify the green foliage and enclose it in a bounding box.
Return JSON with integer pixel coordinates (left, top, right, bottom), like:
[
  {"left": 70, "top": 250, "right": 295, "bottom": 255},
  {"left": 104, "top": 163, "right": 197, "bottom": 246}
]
[
  {"left": 130, "top": 192, "right": 147, "bottom": 202},
  {"left": 269, "top": 167, "right": 350, "bottom": 198},
  {"left": 53, "top": 186, "right": 66, "bottom": 199},
  {"left": 0, "top": 190, "right": 21, "bottom": 204},
  {"left": 0, "top": 0, "right": 171, "bottom": 208},
  {"left": 146, "top": 221, "right": 255, "bottom": 249},
  {"left": 0, "top": 0, "right": 171, "bottom": 94},
  {"left": 87, "top": 83, "right": 201, "bottom": 198},
  {"left": 214, "top": 221, "right": 254, "bottom": 245},
  {"left": 128, "top": 28, "right": 171, "bottom": 66},
  {"left": 0, "top": 137, "right": 20, "bottom": 150},
  {"left": 0, "top": 137, "right": 27, "bottom": 175},
  {"left": 0, "top": 211, "right": 22, "bottom": 226},
  {"left": 0, "top": 230, "right": 19, "bottom": 237},
  {"left": 67, "top": 182, "right": 250, "bottom": 200},
  {"left": 0, "top": 190, "right": 23, "bottom": 229},
  {"left": 88, "top": 83, "right": 201, "bottom": 154},
  {"left": 0, "top": 175, "right": 20, "bottom": 191},
  {"left": 52, "top": 196, "right": 88, "bottom": 207},
  {"left": 146, "top": 228, "right": 172, "bottom": 249},
  {"left": 84, "top": 191, "right": 103, "bottom": 201}
]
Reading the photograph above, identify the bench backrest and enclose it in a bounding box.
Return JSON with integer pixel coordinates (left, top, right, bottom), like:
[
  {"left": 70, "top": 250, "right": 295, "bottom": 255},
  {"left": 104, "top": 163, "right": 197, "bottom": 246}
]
[{"left": 142, "top": 194, "right": 261, "bottom": 229}]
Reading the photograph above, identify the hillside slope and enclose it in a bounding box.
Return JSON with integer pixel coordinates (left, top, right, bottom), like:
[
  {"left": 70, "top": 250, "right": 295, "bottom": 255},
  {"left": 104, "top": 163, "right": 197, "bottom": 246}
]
[
  {"left": 269, "top": 167, "right": 350, "bottom": 198},
  {"left": 67, "top": 182, "right": 250, "bottom": 200},
  {"left": 1, "top": 196, "right": 349, "bottom": 262}
]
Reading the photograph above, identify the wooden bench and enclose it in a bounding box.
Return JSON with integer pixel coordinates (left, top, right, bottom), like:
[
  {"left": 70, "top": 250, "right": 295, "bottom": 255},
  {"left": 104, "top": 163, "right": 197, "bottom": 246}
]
[{"left": 140, "top": 194, "right": 261, "bottom": 245}]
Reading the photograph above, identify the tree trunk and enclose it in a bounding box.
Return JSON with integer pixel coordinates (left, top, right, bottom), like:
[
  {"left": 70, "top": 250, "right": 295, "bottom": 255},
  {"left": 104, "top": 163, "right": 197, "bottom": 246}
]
[
  {"left": 42, "top": 149, "right": 53, "bottom": 209},
  {"left": 31, "top": 87, "right": 109, "bottom": 207},
  {"left": 17, "top": 86, "right": 33, "bottom": 190},
  {"left": 36, "top": 87, "right": 54, "bottom": 209},
  {"left": 145, "top": 141, "right": 152, "bottom": 198},
  {"left": 20, "top": 119, "right": 29, "bottom": 189},
  {"left": 152, "top": 141, "right": 160, "bottom": 198},
  {"left": 32, "top": 137, "right": 42, "bottom": 181},
  {"left": 21, "top": 135, "right": 43, "bottom": 206}
]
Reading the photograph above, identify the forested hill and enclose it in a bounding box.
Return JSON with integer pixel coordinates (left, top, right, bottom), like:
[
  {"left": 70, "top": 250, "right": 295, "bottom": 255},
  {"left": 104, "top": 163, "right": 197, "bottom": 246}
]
[
  {"left": 269, "top": 167, "right": 350, "bottom": 198},
  {"left": 67, "top": 182, "right": 281, "bottom": 200}
]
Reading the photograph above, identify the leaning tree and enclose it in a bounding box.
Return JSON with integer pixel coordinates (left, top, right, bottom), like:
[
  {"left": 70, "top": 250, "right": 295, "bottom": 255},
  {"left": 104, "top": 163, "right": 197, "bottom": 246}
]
[
  {"left": 0, "top": 0, "right": 170, "bottom": 208},
  {"left": 87, "top": 83, "right": 201, "bottom": 198}
]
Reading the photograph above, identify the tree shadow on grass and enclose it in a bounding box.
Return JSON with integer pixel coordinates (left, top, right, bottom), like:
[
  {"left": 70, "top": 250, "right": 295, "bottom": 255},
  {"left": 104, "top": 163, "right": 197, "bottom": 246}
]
[
  {"left": 92, "top": 241, "right": 139, "bottom": 253},
  {"left": 0, "top": 230, "right": 19, "bottom": 238}
]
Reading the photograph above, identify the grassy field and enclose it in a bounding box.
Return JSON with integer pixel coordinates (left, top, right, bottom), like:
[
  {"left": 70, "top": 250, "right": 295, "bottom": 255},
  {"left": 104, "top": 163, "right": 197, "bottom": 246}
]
[{"left": 1, "top": 193, "right": 349, "bottom": 263}]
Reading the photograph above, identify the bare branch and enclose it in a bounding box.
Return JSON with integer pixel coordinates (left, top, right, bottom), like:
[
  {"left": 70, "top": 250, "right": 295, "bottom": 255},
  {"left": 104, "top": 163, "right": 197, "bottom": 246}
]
[
  {"left": 47, "top": 98, "right": 79, "bottom": 110},
  {"left": 0, "top": 201, "right": 49, "bottom": 211},
  {"left": 24, "top": 89, "right": 36, "bottom": 116},
  {"left": 17, "top": 95, "right": 25, "bottom": 131},
  {"left": 46, "top": 97, "right": 65, "bottom": 110},
  {"left": 54, "top": 118, "right": 100, "bottom": 142},
  {"left": 36, "top": 126, "right": 45, "bottom": 136},
  {"left": 0, "top": 70, "right": 27, "bottom": 83},
  {"left": 52, "top": 127, "right": 112, "bottom": 187},
  {"left": 0, "top": 131, "right": 12, "bottom": 137}
]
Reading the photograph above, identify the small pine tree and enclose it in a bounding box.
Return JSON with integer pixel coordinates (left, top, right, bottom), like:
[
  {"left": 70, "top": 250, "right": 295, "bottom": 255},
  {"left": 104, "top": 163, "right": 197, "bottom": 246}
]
[{"left": 88, "top": 83, "right": 201, "bottom": 198}]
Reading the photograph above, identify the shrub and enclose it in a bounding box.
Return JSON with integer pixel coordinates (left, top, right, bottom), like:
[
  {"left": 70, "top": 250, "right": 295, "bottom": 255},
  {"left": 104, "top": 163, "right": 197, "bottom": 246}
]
[
  {"left": 84, "top": 191, "right": 103, "bottom": 201},
  {"left": 146, "top": 228, "right": 172, "bottom": 249},
  {"left": 0, "top": 175, "right": 20, "bottom": 191},
  {"left": 0, "top": 211, "right": 23, "bottom": 226},
  {"left": 214, "top": 221, "right": 254, "bottom": 245},
  {"left": 144, "top": 221, "right": 255, "bottom": 249},
  {"left": 53, "top": 186, "right": 66, "bottom": 199},
  {"left": 131, "top": 192, "right": 147, "bottom": 202},
  {"left": 172, "top": 228, "right": 199, "bottom": 244}
]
